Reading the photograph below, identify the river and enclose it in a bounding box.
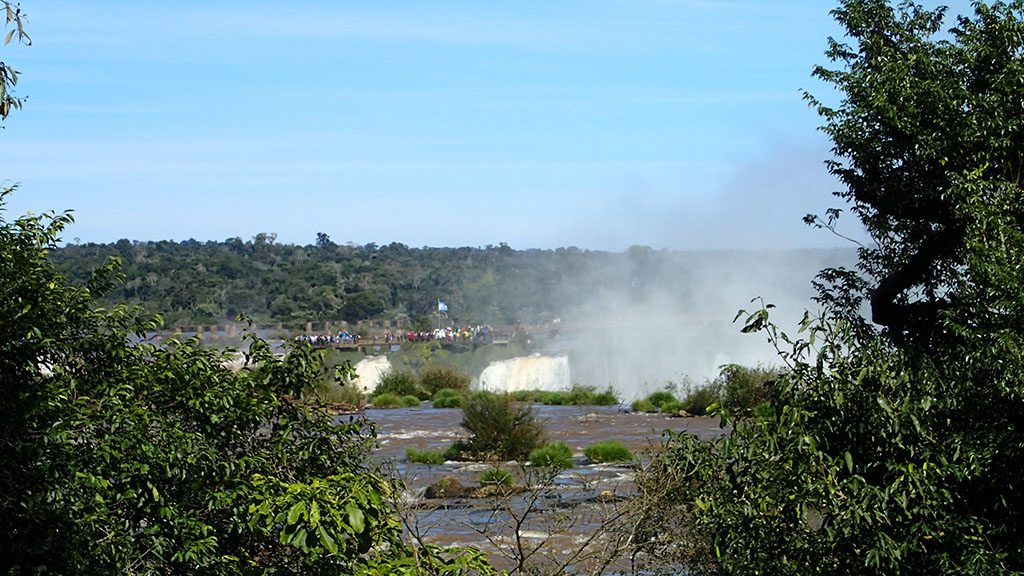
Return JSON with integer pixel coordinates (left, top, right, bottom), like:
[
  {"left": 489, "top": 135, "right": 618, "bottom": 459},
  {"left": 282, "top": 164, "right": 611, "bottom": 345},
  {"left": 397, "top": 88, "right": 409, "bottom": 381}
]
[{"left": 349, "top": 403, "right": 722, "bottom": 574}]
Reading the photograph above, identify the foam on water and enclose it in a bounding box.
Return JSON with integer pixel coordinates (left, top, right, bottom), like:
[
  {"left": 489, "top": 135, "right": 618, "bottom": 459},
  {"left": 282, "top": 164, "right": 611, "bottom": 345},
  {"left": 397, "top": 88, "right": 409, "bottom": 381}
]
[{"left": 383, "top": 429, "right": 462, "bottom": 441}]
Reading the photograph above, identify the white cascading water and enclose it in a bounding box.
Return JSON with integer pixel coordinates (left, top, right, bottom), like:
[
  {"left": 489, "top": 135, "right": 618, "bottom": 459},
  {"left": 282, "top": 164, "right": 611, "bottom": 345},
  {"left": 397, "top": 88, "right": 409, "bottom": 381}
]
[
  {"left": 473, "top": 354, "right": 570, "bottom": 393},
  {"left": 353, "top": 355, "right": 392, "bottom": 394}
]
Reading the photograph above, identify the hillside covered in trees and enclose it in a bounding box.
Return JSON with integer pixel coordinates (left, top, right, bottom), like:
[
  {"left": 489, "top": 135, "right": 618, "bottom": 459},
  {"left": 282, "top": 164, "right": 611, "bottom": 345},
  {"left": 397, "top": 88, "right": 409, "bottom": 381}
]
[{"left": 50, "top": 237, "right": 854, "bottom": 329}]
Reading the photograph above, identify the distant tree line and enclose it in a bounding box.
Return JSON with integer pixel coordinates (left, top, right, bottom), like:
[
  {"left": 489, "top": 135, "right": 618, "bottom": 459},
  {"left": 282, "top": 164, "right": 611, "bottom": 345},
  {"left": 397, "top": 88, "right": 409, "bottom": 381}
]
[
  {"left": 49, "top": 238, "right": 850, "bottom": 329},
  {"left": 49, "top": 238, "right": 576, "bottom": 327}
]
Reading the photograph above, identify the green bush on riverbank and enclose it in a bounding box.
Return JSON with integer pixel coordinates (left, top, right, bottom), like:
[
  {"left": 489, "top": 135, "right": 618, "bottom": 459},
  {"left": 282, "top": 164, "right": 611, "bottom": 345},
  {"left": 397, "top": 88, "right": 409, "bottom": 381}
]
[
  {"left": 510, "top": 385, "right": 619, "bottom": 406},
  {"left": 449, "top": 391, "right": 546, "bottom": 461},
  {"left": 431, "top": 388, "right": 465, "bottom": 408},
  {"left": 419, "top": 365, "right": 471, "bottom": 394},
  {"left": 407, "top": 448, "right": 446, "bottom": 465},
  {"left": 479, "top": 467, "right": 514, "bottom": 487},
  {"left": 528, "top": 442, "right": 574, "bottom": 469},
  {"left": 630, "top": 398, "right": 658, "bottom": 413},
  {"left": 584, "top": 441, "right": 633, "bottom": 464},
  {"left": 675, "top": 364, "right": 781, "bottom": 417}
]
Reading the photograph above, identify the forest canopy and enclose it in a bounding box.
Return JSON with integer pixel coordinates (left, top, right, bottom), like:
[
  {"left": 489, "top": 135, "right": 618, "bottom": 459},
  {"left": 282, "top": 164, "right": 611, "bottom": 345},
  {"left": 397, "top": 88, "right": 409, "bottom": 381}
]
[{"left": 47, "top": 238, "right": 851, "bottom": 329}]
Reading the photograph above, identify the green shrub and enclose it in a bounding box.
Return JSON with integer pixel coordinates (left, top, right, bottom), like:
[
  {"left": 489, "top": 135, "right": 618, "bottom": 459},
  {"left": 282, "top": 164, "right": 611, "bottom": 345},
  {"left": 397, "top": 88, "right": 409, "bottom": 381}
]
[
  {"left": 752, "top": 401, "right": 776, "bottom": 420},
  {"left": 371, "top": 393, "right": 402, "bottom": 408},
  {"left": 374, "top": 369, "right": 424, "bottom": 399},
  {"left": 443, "top": 441, "right": 469, "bottom": 461},
  {"left": 460, "top": 391, "right": 546, "bottom": 460},
  {"left": 510, "top": 386, "right": 620, "bottom": 406},
  {"left": 583, "top": 441, "right": 633, "bottom": 463},
  {"left": 431, "top": 387, "right": 464, "bottom": 408},
  {"left": 538, "top": 390, "right": 569, "bottom": 405},
  {"left": 306, "top": 357, "right": 367, "bottom": 407},
  {"left": 631, "top": 399, "right": 657, "bottom": 413},
  {"left": 400, "top": 395, "right": 422, "bottom": 408},
  {"left": 645, "top": 390, "right": 677, "bottom": 408},
  {"left": 562, "top": 386, "right": 596, "bottom": 405},
  {"left": 479, "top": 467, "right": 513, "bottom": 487},
  {"left": 682, "top": 380, "right": 723, "bottom": 415},
  {"left": 528, "top": 441, "right": 574, "bottom": 468},
  {"left": 419, "top": 365, "right": 471, "bottom": 394},
  {"left": 660, "top": 399, "right": 684, "bottom": 415},
  {"left": 510, "top": 390, "right": 537, "bottom": 402},
  {"left": 591, "top": 387, "right": 620, "bottom": 406},
  {"left": 717, "top": 364, "right": 781, "bottom": 414},
  {"left": 308, "top": 378, "right": 366, "bottom": 408},
  {"left": 567, "top": 385, "right": 616, "bottom": 405},
  {"left": 407, "top": 448, "right": 446, "bottom": 465}
]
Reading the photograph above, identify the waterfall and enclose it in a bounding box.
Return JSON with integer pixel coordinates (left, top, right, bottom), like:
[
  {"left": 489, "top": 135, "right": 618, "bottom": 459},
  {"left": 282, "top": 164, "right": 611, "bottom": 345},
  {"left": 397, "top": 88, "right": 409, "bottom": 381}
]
[
  {"left": 473, "top": 354, "right": 570, "bottom": 393},
  {"left": 353, "top": 356, "right": 392, "bottom": 394}
]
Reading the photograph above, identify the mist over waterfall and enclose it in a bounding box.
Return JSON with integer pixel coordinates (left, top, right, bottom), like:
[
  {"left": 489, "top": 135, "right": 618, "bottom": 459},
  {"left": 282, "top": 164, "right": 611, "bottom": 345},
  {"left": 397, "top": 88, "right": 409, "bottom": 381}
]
[
  {"left": 551, "top": 248, "right": 858, "bottom": 400},
  {"left": 353, "top": 356, "right": 392, "bottom": 394},
  {"left": 474, "top": 355, "right": 570, "bottom": 393},
  {"left": 343, "top": 249, "right": 857, "bottom": 402}
]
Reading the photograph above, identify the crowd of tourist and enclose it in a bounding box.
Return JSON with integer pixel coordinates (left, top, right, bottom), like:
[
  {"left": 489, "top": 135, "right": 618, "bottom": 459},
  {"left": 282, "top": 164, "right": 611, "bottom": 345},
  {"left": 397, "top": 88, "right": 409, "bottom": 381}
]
[
  {"left": 296, "top": 325, "right": 505, "bottom": 347},
  {"left": 398, "top": 325, "right": 498, "bottom": 343},
  {"left": 295, "top": 330, "right": 360, "bottom": 347}
]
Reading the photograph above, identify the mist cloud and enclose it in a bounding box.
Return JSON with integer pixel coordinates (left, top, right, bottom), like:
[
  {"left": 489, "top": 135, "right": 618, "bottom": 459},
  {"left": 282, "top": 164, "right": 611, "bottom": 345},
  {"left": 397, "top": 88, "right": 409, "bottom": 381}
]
[{"left": 552, "top": 248, "right": 856, "bottom": 399}]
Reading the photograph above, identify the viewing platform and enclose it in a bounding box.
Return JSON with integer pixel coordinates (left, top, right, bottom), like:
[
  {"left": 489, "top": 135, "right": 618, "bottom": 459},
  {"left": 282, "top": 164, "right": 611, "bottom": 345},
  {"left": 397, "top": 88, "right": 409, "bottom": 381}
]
[{"left": 154, "top": 319, "right": 537, "bottom": 352}]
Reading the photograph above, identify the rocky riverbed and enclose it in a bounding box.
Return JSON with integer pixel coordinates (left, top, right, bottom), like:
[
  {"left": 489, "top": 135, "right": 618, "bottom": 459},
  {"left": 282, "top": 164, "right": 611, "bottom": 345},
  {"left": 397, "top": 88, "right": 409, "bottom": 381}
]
[{"left": 345, "top": 404, "right": 722, "bottom": 573}]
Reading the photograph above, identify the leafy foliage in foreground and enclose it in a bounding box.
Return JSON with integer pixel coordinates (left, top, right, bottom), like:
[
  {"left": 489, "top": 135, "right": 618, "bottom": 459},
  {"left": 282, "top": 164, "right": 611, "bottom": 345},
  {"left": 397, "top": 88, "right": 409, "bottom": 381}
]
[
  {"left": 644, "top": 306, "right": 1024, "bottom": 574},
  {"left": 0, "top": 186, "right": 497, "bottom": 575},
  {"left": 640, "top": 1, "right": 1024, "bottom": 574},
  {"left": 0, "top": 2, "right": 29, "bottom": 122}
]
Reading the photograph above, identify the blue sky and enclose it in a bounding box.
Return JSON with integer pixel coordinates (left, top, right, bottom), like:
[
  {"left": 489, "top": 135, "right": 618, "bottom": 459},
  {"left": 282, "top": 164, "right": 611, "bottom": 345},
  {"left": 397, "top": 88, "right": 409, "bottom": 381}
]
[{"left": 1, "top": 0, "right": 974, "bottom": 250}]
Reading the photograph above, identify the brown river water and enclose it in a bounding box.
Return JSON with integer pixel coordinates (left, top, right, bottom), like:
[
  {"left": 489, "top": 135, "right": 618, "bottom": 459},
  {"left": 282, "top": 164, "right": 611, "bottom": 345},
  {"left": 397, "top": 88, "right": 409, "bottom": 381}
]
[{"left": 343, "top": 404, "right": 723, "bottom": 574}]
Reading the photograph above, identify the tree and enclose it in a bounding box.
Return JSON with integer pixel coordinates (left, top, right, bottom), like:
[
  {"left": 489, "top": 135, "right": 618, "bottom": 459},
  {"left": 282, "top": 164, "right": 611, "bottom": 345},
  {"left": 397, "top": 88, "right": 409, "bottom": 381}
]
[
  {"left": 316, "top": 232, "right": 335, "bottom": 249},
  {"left": 454, "top": 392, "right": 545, "bottom": 461},
  {"left": 341, "top": 290, "right": 385, "bottom": 323},
  {"left": 642, "top": 2, "right": 1024, "bottom": 574},
  {"left": 0, "top": 186, "right": 491, "bottom": 574},
  {"left": 805, "top": 0, "right": 1024, "bottom": 340},
  {"left": 1, "top": 12, "right": 495, "bottom": 575}
]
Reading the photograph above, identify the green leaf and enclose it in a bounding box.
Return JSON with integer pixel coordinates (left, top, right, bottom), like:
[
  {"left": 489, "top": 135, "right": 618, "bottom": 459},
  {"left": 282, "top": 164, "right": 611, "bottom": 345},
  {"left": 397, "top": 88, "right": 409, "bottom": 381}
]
[
  {"left": 346, "top": 501, "right": 365, "bottom": 533},
  {"left": 309, "top": 499, "right": 320, "bottom": 525},
  {"left": 876, "top": 395, "right": 892, "bottom": 415},
  {"left": 286, "top": 501, "right": 306, "bottom": 525},
  {"left": 318, "top": 525, "right": 338, "bottom": 554}
]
